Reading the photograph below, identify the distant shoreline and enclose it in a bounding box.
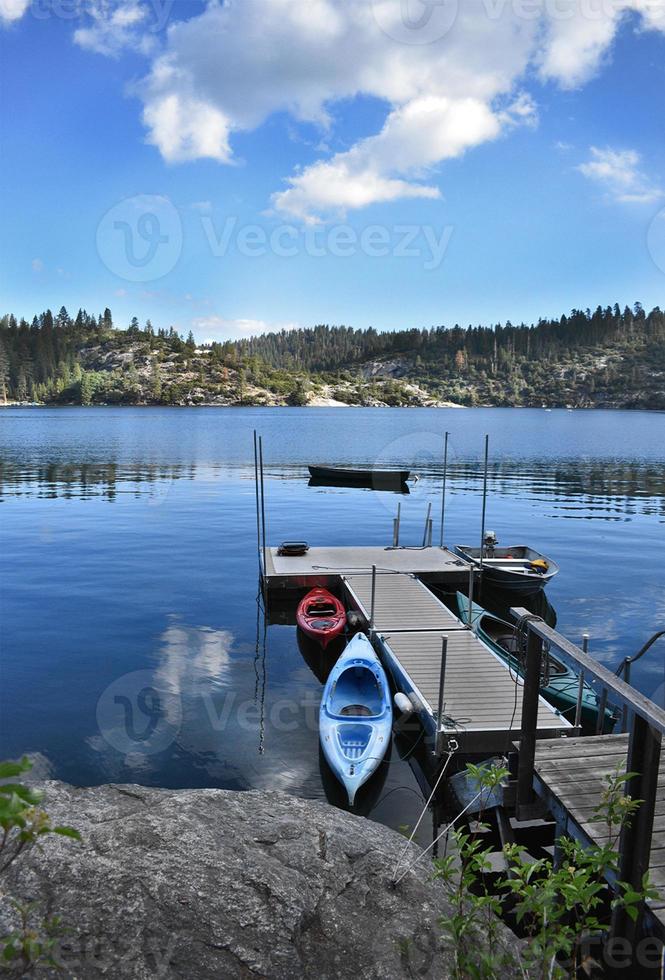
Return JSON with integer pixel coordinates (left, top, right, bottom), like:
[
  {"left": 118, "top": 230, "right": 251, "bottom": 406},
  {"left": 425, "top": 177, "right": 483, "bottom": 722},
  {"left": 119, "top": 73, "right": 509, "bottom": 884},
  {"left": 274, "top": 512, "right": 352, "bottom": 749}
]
[{"left": 3, "top": 402, "right": 662, "bottom": 413}]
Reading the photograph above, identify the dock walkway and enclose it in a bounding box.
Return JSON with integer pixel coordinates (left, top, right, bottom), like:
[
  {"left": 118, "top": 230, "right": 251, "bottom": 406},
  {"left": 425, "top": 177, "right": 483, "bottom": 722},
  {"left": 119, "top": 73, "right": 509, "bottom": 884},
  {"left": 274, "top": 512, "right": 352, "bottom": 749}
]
[
  {"left": 342, "top": 571, "right": 570, "bottom": 754},
  {"left": 263, "top": 545, "right": 469, "bottom": 590},
  {"left": 533, "top": 735, "right": 665, "bottom": 933}
]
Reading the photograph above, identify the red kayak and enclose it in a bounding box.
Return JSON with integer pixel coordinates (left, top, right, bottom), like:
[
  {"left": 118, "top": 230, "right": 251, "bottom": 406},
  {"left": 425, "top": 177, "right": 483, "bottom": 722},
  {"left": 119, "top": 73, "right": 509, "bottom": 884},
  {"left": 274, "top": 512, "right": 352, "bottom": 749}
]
[{"left": 296, "top": 588, "right": 346, "bottom": 649}]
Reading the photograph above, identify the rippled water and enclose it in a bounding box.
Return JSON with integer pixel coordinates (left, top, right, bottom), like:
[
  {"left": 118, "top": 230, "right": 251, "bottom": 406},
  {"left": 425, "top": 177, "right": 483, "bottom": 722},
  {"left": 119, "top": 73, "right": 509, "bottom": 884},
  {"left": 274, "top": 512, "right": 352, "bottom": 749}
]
[{"left": 1, "top": 406, "right": 664, "bottom": 840}]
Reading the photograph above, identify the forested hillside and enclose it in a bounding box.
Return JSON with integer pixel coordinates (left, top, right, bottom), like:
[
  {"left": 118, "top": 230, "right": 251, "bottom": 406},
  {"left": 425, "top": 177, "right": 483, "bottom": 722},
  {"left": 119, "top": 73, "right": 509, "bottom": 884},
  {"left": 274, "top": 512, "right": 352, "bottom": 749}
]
[{"left": 1, "top": 303, "right": 664, "bottom": 409}]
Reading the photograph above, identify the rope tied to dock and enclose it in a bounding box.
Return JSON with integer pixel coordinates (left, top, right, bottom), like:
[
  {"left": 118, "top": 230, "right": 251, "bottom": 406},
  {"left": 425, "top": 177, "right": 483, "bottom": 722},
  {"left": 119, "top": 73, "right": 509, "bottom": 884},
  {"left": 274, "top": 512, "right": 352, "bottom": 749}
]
[
  {"left": 514, "top": 612, "right": 551, "bottom": 686},
  {"left": 391, "top": 754, "right": 509, "bottom": 888},
  {"left": 389, "top": 737, "right": 458, "bottom": 885}
]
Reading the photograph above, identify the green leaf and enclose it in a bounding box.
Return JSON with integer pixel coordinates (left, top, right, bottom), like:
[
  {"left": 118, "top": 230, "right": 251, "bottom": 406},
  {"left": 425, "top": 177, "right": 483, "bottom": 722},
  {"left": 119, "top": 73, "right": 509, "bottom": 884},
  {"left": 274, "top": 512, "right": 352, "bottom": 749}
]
[
  {"left": 53, "top": 826, "right": 80, "bottom": 840},
  {"left": 0, "top": 758, "right": 32, "bottom": 780}
]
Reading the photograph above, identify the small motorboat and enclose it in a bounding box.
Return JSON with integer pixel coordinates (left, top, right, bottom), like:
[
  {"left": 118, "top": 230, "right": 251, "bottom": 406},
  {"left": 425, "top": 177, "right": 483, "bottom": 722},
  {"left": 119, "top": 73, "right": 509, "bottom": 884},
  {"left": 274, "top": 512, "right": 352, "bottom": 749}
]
[
  {"left": 296, "top": 587, "right": 346, "bottom": 649},
  {"left": 454, "top": 533, "right": 559, "bottom": 596},
  {"left": 319, "top": 633, "right": 392, "bottom": 805},
  {"left": 456, "top": 593, "right": 615, "bottom": 732},
  {"left": 308, "top": 465, "right": 410, "bottom": 489}
]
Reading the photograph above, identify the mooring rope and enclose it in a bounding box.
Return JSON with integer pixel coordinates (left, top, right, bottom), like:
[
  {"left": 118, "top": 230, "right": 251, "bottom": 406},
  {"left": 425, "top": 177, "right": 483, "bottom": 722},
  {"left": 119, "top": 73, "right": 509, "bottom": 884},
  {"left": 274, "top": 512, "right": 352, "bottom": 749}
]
[
  {"left": 391, "top": 787, "right": 485, "bottom": 887},
  {"left": 390, "top": 737, "right": 458, "bottom": 883}
]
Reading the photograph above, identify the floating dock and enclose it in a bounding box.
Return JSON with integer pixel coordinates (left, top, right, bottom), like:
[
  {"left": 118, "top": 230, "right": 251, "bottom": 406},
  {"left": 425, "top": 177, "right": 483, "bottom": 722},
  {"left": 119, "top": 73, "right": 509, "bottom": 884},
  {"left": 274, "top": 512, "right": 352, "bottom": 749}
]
[
  {"left": 342, "top": 571, "right": 570, "bottom": 753},
  {"left": 263, "top": 547, "right": 571, "bottom": 754},
  {"left": 263, "top": 545, "right": 471, "bottom": 590}
]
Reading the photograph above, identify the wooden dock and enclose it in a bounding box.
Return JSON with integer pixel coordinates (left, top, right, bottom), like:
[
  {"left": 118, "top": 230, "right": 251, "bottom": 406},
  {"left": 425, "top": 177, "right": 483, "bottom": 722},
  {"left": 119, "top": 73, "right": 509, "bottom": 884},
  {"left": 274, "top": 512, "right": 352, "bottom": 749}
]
[
  {"left": 533, "top": 734, "right": 665, "bottom": 934},
  {"left": 263, "top": 551, "right": 570, "bottom": 754},
  {"left": 263, "top": 545, "right": 470, "bottom": 590},
  {"left": 342, "top": 571, "right": 570, "bottom": 753}
]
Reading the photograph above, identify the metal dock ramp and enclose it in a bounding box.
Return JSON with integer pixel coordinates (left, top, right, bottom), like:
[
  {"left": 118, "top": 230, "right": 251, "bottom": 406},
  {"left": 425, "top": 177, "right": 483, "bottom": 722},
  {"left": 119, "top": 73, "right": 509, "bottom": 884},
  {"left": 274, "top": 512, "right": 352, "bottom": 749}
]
[
  {"left": 342, "top": 572, "right": 570, "bottom": 754},
  {"left": 343, "top": 572, "right": 465, "bottom": 632},
  {"left": 379, "top": 629, "right": 569, "bottom": 753}
]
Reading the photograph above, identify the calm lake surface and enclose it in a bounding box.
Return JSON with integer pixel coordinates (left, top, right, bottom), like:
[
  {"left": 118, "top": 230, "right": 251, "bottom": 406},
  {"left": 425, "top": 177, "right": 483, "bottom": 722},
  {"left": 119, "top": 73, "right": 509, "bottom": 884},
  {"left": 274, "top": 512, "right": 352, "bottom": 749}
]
[{"left": 1, "top": 407, "right": 664, "bottom": 841}]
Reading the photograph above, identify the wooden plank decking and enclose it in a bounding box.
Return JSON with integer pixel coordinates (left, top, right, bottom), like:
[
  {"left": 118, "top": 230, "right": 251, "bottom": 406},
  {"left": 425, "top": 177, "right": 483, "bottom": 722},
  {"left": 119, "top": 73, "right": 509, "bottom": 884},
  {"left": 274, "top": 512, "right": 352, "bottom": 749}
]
[
  {"left": 533, "top": 735, "right": 665, "bottom": 932},
  {"left": 264, "top": 545, "right": 470, "bottom": 589},
  {"left": 343, "top": 572, "right": 465, "bottom": 632},
  {"left": 379, "top": 629, "right": 570, "bottom": 752}
]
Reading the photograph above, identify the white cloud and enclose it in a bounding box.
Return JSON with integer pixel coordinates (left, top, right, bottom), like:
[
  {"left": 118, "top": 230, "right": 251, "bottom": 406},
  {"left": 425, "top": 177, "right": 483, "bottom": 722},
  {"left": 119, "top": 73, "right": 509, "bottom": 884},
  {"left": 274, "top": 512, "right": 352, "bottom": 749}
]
[
  {"left": 0, "top": 0, "right": 29, "bottom": 25},
  {"left": 578, "top": 146, "right": 662, "bottom": 204},
  {"left": 73, "top": 1, "right": 156, "bottom": 57},
  {"left": 192, "top": 316, "right": 301, "bottom": 343},
  {"left": 67, "top": 1, "right": 665, "bottom": 220},
  {"left": 31, "top": 258, "right": 44, "bottom": 273}
]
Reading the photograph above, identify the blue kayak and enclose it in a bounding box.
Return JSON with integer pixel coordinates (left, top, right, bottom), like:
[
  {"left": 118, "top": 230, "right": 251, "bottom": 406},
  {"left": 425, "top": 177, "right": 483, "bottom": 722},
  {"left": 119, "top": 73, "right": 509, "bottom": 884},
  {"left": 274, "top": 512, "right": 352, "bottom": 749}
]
[{"left": 319, "top": 633, "right": 392, "bottom": 806}]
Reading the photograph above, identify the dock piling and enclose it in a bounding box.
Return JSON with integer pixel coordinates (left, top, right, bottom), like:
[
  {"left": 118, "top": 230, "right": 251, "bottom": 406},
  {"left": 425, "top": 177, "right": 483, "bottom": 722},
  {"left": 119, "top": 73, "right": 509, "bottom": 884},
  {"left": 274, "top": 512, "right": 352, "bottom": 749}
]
[
  {"left": 436, "top": 637, "right": 448, "bottom": 755},
  {"left": 479, "top": 434, "right": 490, "bottom": 570},
  {"left": 574, "top": 670, "right": 585, "bottom": 729},
  {"left": 253, "top": 431, "right": 261, "bottom": 572},
  {"left": 439, "top": 431, "right": 449, "bottom": 549},
  {"left": 516, "top": 626, "right": 544, "bottom": 818},
  {"left": 369, "top": 564, "right": 377, "bottom": 631},
  {"left": 422, "top": 502, "right": 432, "bottom": 547},
  {"left": 612, "top": 715, "right": 662, "bottom": 947},
  {"left": 393, "top": 502, "right": 401, "bottom": 548},
  {"left": 258, "top": 436, "right": 267, "bottom": 583}
]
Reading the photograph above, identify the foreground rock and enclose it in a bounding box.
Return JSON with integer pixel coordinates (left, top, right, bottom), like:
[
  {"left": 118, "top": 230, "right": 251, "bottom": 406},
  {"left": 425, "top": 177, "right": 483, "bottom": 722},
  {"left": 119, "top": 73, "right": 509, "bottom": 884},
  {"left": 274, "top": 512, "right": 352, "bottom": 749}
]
[{"left": 1, "top": 783, "right": 516, "bottom": 978}]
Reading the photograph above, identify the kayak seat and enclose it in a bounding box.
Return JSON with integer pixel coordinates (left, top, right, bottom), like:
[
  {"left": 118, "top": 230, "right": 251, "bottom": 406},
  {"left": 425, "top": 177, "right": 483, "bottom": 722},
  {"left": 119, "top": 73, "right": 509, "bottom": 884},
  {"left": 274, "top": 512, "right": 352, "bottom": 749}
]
[
  {"left": 309, "top": 603, "right": 337, "bottom": 616},
  {"left": 329, "top": 666, "right": 383, "bottom": 717},
  {"left": 496, "top": 634, "right": 519, "bottom": 655},
  {"left": 339, "top": 705, "right": 373, "bottom": 717}
]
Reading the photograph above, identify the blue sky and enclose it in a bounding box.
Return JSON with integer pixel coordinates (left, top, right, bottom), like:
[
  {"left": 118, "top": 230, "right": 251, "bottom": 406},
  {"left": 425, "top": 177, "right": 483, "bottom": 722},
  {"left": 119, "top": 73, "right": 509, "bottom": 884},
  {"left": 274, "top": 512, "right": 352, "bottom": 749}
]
[{"left": 1, "top": 0, "right": 664, "bottom": 341}]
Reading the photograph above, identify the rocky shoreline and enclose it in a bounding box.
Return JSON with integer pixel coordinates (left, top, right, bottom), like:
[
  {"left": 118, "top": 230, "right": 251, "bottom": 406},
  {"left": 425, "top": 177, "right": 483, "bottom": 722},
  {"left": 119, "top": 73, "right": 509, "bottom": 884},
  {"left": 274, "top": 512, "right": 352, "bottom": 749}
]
[{"left": 0, "top": 781, "right": 525, "bottom": 979}]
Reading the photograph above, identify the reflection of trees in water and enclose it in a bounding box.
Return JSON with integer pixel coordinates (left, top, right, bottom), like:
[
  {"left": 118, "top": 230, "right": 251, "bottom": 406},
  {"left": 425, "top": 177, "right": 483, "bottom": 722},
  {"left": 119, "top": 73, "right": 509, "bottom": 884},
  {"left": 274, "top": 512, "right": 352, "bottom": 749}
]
[
  {"left": 0, "top": 460, "right": 200, "bottom": 501},
  {"left": 434, "top": 461, "right": 665, "bottom": 519}
]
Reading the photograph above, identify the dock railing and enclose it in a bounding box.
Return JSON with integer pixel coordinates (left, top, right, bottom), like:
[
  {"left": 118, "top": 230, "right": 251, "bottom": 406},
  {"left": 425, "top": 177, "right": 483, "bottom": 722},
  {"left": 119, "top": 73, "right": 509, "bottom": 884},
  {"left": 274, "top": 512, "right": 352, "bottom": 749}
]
[{"left": 511, "top": 606, "right": 665, "bottom": 946}]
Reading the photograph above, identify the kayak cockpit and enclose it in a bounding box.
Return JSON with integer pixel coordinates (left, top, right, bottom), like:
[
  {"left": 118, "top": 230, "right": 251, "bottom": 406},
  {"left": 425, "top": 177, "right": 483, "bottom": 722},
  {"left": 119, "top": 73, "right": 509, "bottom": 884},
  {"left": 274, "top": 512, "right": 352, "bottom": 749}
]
[{"left": 327, "top": 664, "right": 384, "bottom": 719}]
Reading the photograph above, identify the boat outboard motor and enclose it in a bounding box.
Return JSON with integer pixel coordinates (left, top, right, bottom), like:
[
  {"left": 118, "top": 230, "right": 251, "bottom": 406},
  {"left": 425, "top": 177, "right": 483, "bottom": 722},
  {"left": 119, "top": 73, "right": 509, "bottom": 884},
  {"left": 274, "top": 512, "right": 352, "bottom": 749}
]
[{"left": 483, "top": 530, "right": 498, "bottom": 557}]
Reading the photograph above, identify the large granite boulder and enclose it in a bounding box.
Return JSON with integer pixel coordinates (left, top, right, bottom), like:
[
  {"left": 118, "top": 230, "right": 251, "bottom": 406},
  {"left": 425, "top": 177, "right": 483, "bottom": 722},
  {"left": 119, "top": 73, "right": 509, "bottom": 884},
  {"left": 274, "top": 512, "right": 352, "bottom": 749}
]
[{"left": 0, "top": 782, "right": 514, "bottom": 978}]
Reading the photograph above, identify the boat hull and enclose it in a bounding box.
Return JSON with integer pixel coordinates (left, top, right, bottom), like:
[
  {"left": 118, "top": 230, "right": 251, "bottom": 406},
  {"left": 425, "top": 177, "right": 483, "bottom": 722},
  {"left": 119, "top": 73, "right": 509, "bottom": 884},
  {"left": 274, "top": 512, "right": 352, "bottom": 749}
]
[
  {"left": 308, "top": 466, "right": 410, "bottom": 489},
  {"left": 296, "top": 588, "right": 346, "bottom": 649},
  {"left": 319, "top": 633, "right": 392, "bottom": 805},
  {"left": 455, "top": 593, "right": 614, "bottom": 732},
  {"left": 454, "top": 544, "right": 559, "bottom": 596}
]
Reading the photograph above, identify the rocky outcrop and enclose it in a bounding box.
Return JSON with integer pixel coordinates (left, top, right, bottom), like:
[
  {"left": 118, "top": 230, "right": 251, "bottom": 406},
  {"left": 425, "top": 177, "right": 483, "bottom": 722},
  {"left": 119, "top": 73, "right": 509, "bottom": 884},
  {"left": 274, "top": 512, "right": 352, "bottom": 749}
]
[{"left": 1, "top": 782, "right": 473, "bottom": 979}]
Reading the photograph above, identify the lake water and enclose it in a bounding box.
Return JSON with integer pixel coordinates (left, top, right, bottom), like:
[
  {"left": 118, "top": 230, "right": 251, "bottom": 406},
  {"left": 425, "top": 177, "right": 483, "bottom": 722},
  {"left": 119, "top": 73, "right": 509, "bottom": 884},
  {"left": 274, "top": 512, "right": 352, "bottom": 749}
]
[{"left": 1, "top": 407, "right": 664, "bottom": 842}]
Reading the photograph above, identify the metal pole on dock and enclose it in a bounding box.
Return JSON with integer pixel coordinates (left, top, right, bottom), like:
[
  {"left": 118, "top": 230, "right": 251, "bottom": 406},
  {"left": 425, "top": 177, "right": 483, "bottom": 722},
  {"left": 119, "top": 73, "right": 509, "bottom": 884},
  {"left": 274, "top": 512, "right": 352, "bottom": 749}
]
[
  {"left": 253, "top": 431, "right": 261, "bottom": 569},
  {"left": 422, "top": 502, "right": 432, "bottom": 547},
  {"left": 574, "top": 671, "right": 585, "bottom": 729},
  {"left": 258, "top": 436, "right": 267, "bottom": 582},
  {"left": 393, "top": 502, "right": 401, "bottom": 548},
  {"left": 439, "top": 431, "right": 449, "bottom": 549},
  {"left": 369, "top": 565, "right": 377, "bottom": 631},
  {"left": 479, "top": 434, "right": 489, "bottom": 570},
  {"left": 436, "top": 637, "right": 448, "bottom": 755},
  {"left": 467, "top": 562, "right": 475, "bottom": 633}
]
